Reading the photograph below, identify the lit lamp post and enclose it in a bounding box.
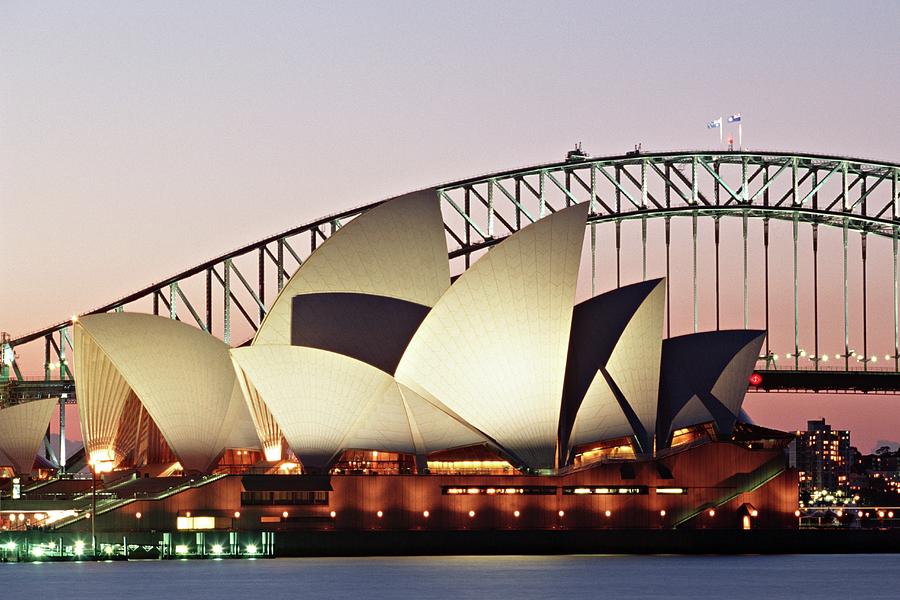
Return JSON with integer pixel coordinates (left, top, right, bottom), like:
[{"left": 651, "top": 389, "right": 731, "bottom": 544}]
[{"left": 90, "top": 458, "right": 113, "bottom": 559}]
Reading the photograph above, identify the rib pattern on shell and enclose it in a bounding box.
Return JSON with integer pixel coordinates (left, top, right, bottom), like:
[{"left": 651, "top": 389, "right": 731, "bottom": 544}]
[
  {"left": 75, "top": 326, "right": 136, "bottom": 465},
  {"left": 396, "top": 203, "right": 588, "bottom": 469},
  {"left": 75, "top": 314, "right": 258, "bottom": 472},
  {"left": 234, "top": 364, "right": 284, "bottom": 457},
  {"left": 253, "top": 190, "right": 450, "bottom": 347}
]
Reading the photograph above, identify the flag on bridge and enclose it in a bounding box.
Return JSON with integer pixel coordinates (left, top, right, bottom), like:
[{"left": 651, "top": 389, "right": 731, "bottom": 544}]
[
  {"left": 707, "top": 118, "right": 722, "bottom": 129},
  {"left": 727, "top": 113, "right": 742, "bottom": 123}
]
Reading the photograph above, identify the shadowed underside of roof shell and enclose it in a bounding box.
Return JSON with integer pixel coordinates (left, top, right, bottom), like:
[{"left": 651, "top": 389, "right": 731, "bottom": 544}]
[
  {"left": 253, "top": 189, "right": 451, "bottom": 347},
  {"left": 74, "top": 314, "right": 259, "bottom": 472},
  {"left": 560, "top": 279, "right": 665, "bottom": 459},
  {"left": 657, "top": 330, "right": 766, "bottom": 445},
  {"left": 290, "top": 292, "right": 430, "bottom": 375},
  {"left": 0, "top": 398, "right": 57, "bottom": 475}
]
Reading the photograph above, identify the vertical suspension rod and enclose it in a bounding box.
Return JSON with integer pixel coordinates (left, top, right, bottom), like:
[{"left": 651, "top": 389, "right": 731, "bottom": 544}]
[
  {"left": 642, "top": 216, "right": 647, "bottom": 281},
  {"left": 616, "top": 166, "right": 622, "bottom": 288},
  {"left": 860, "top": 231, "right": 869, "bottom": 371},
  {"left": 590, "top": 165, "right": 597, "bottom": 297},
  {"left": 692, "top": 211, "right": 698, "bottom": 333},
  {"left": 862, "top": 232, "right": 868, "bottom": 371},
  {"left": 277, "top": 239, "right": 285, "bottom": 292},
  {"left": 641, "top": 160, "right": 647, "bottom": 281},
  {"left": 206, "top": 268, "right": 213, "bottom": 334},
  {"left": 665, "top": 164, "right": 671, "bottom": 337},
  {"left": 169, "top": 282, "right": 178, "bottom": 320},
  {"left": 515, "top": 178, "right": 522, "bottom": 231},
  {"left": 223, "top": 259, "right": 232, "bottom": 345},
  {"left": 862, "top": 175, "right": 869, "bottom": 370},
  {"left": 843, "top": 218, "right": 850, "bottom": 370},
  {"left": 894, "top": 169, "right": 899, "bottom": 372},
  {"left": 812, "top": 169, "right": 819, "bottom": 370},
  {"left": 615, "top": 220, "right": 622, "bottom": 288},
  {"left": 44, "top": 335, "right": 51, "bottom": 381},
  {"left": 813, "top": 224, "right": 819, "bottom": 370},
  {"left": 665, "top": 216, "right": 671, "bottom": 338},
  {"left": 793, "top": 213, "right": 799, "bottom": 369},
  {"left": 763, "top": 165, "right": 770, "bottom": 358},
  {"left": 895, "top": 225, "right": 899, "bottom": 372},
  {"left": 59, "top": 397, "right": 66, "bottom": 473},
  {"left": 258, "top": 247, "right": 266, "bottom": 325},
  {"left": 714, "top": 217, "right": 720, "bottom": 330},
  {"left": 539, "top": 171, "right": 546, "bottom": 218},
  {"left": 742, "top": 209, "right": 749, "bottom": 329},
  {"left": 464, "top": 188, "right": 471, "bottom": 269}
]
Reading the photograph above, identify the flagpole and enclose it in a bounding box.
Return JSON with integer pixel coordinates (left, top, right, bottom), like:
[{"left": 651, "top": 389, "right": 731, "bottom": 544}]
[
  {"left": 739, "top": 122, "right": 742, "bottom": 149},
  {"left": 720, "top": 118, "right": 723, "bottom": 145}
]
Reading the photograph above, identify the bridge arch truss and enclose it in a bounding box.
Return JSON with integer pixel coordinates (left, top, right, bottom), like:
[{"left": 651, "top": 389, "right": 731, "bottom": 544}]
[{"left": 4, "top": 150, "right": 900, "bottom": 396}]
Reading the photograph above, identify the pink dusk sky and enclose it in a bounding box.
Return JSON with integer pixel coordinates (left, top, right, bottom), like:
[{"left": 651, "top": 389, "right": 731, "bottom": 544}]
[{"left": 2, "top": 2, "right": 900, "bottom": 452}]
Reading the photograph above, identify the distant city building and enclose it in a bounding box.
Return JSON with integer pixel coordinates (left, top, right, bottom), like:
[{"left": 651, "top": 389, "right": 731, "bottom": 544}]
[
  {"left": 851, "top": 446, "right": 900, "bottom": 504},
  {"left": 792, "top": 419, "right": 851, "bottom": 497}
]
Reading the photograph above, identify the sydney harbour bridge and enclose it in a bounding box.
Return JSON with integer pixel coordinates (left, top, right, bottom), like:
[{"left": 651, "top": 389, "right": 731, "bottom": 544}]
[{"left": 2, "top": 149, "right": 900, "bottom": 467}]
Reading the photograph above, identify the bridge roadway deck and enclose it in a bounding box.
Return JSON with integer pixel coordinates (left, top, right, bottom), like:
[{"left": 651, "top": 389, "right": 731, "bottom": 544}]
[
  {"left": 3, "top": 367, "right": 900, "bottom": 405},
  {"left": 749, "top": 369, "right": 900, "bottom": 394}
]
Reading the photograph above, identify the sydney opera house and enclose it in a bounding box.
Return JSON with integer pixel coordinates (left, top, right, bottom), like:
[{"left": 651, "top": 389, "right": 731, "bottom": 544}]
[{"left": 0, "top": 191, "right": 797, "bottom": 540}]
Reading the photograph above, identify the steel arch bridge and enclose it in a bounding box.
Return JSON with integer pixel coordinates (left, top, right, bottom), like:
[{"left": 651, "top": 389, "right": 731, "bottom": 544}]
[{"left": 4, "top": 149, "right": 900, "bottom": 408}]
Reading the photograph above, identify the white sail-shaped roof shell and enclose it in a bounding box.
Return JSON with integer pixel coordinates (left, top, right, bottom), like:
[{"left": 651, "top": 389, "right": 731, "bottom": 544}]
[
  {"left": 670, "top": 395, "right": 712, "bottom": 432},
  {"left": 670, "top": 334, "right": 764, "bottom": 433},
  {"left": 0, "top": 398, "right": 57, "bottom": 475},
  {"left": 396, "top": 203, "right": 589, "bottom": 469},
  {"left": 397, "top": 384, "right": 487, "bottom": 454},
  {"left": 342, "top": 383, "right": 486, "bottom": 456},
  {"left": 253, "top": 190, "right": 450, "bottom": 347},
  {"left": 74, "top": 314, "right": 258, "bottom": 472},
  {"left": 234, "top": 365, "right": 284, "bottom": 461},
  {"left": 568, "top": 375, "right": 633, "bottom": 447},
  {"left": 75, "top": 325, "right": 137, "bottom": 466},
  {"left": 568, "top": 280, "right": 665, "bottom": 452},
  {"left": 231, "top": 346, "right": 484, "bottom": 469},
  {"left": 711, "top": 334, "right": 765, "bottom": 417},
  {"left": 663, "top": 331, "right": 766, "bottom": 437}
]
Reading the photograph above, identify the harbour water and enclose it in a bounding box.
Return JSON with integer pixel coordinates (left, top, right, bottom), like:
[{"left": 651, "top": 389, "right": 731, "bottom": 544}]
[{"left": 4, "top": 554, "right": 899, "bottom": 599}]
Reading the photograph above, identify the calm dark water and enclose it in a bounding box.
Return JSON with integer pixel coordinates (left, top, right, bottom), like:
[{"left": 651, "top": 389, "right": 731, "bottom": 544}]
[{"left": 4, "top": 554, "right": 899, "bottom": 599}]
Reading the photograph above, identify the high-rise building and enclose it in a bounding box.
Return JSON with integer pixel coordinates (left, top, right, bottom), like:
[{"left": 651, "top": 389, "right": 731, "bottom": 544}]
[{"left": 792, "top": 419, "right": 851, "bottom": 496}]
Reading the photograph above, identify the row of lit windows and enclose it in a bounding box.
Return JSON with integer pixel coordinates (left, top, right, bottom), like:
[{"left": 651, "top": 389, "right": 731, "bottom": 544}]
[
  {"left": 443, "top": 486, "right": 686, "bottom": 496},
  {"left": 174, "top": 508, "right": 731, "bottom": 531},
  {"left": 240, "top": 491, "right": 328, "bottom": 505},
  {"left": 334, "top": 508, "right": 622, "bottom": 519},
  {"left": 442, "top": 486, "right": 556, "bottom": 496},
  {"left": 176, "top": 505, "right": 749, "bottom": 530}
]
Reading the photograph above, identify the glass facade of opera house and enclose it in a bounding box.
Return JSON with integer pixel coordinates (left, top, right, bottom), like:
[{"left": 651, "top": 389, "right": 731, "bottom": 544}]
[{"left": 0, "top": 193, "right": 798, "bottom": 535}]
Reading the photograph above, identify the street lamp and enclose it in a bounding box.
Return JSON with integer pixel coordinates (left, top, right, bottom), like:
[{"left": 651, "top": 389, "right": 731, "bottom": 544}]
[{"left": 89, "top": 458, "right": 113, "bottom": 559}]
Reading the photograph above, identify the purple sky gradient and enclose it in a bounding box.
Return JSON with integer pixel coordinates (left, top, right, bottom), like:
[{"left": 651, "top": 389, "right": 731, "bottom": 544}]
[{"left": 2, "top": 2, "right": 900, "bottom": 451}]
